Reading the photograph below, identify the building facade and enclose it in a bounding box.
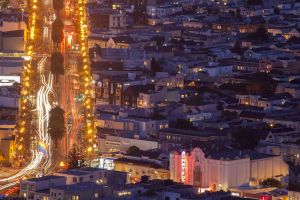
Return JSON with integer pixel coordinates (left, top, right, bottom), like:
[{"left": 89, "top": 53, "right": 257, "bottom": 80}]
[{"left": 170, "top": 148, "right": 288, "bottom": 191}]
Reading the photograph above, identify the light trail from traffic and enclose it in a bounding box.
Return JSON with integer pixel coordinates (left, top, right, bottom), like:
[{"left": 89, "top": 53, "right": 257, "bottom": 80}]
[
  {"left": 0, "top": 57, "right": 54, "bottom": 191},
  {"left": 1, "top": 0, "right": 96, "bottom": 192}
]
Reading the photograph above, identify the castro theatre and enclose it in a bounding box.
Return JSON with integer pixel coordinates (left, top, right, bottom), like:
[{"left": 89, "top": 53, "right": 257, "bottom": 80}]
[{"left": 170, "top": 148, "right": 288, "bottom": 191}]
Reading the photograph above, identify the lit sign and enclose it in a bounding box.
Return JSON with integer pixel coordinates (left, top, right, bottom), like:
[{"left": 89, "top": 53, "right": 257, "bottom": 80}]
[
  {"left": 231, "top": 192, "right": 240, "bottom": 197},
  {"left": 259, "top": 195, "right": 271, "bottom": 200},
  {"left": 181, "top": 151, "right": 187, "bottom": 182},
  {"left": 198, "top": 188, "right": 210, "bottom": 194},
  {"left": 0, "top": 76, "right": 20, "bottom": 86},
  {"left": 99, "top": 158, "right": 115, "bottom": 170},
  {"left": 118, "top": 191, "right": 131, "bottom": 196}
]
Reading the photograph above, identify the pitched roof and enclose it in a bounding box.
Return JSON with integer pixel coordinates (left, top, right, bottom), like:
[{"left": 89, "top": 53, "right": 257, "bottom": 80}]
[
  {"left": 240, "top": 111, "right": 265, "bottom": 120},
  {"left": 112, "top": 36, "right": 136, "bottom": 44}
]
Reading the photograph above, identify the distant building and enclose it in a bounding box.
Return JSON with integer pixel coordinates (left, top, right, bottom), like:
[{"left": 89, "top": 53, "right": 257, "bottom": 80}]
[
  {"left": 99, "top": 134, "right": 159, "bottom": 153},
  {"left": 170, "top": 147, "right": 288, "bottom": 191},
  {"left": 147, "top": 4, "right": 182, "bottom": 18},
  {"left": 288, "top": 190, "right": 300, "bottom": 200},
  {"left": 114, "top": 157, "right": 169, "bottom": 183},
  {"left": 87, "top": 9, "right": 127, "bottom": 30},
  {"left": 50, "top": 182, "right": 112, "bottom": 200},
  {"left": 0, "top": 30, "right": 24, "bottom": 52},
  {"left": 20, "top": 176, "right": 66, "bottom": 199}
]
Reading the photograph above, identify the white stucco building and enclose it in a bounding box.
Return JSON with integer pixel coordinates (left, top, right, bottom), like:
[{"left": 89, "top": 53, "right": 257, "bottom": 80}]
[{"left": 170, "top": 148, "right": 288, "bottom": 191}]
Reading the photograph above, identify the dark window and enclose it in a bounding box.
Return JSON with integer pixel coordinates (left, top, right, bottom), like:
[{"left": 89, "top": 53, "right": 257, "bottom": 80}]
[{"left": 72, "top": 177, "right": 77, "bottom": 183}]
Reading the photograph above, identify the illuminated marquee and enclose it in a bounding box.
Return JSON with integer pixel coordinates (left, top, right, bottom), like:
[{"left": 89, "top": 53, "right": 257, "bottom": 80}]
[{"left": 181, "top": 151, "right": 187, "bottom": 182}]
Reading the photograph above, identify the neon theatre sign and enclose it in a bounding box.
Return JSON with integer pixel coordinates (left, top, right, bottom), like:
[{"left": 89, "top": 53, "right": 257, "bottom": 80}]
[{"left": 181, "top": 151, "right": 187, "bottom": 182}]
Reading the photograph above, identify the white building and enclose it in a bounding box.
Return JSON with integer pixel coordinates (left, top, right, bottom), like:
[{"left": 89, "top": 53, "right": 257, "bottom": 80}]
[
  {"left": 20, "top": 176, "right": 66, "bottom": 200},
  {"left": 288, "top": 190, "right": 300, "bottom": 200},
  {"left": 147, "top": 5, "right": 182, "bottom": 18},
  {"left": 109, "top": 13, "right": 126, "bottom": 29},
  {"left": 137, "top": 88, "right": 167, "bottom": 109},
  {"left": 200, "top": 64, "right": 233, "bottom": 77},
  {"left": 0, "top": 21, "right": 26, "bottom": 32},
  {"left": 99, "top": 134, "right": 159, "bottom": 153},
  {"left": 170, "top": 148, "right": 288, "bottom": 191}
]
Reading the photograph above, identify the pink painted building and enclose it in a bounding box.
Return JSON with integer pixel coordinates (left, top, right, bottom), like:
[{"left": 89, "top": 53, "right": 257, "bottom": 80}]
[{"left": 170, "top": 148, "right": 288, "bottom": 191}]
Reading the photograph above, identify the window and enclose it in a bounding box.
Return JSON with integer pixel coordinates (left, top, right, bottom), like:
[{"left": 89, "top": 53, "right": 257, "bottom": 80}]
[
  {"left": 95, "top": 193, "right": 99, "bottom": 198},
  {"left": 28, "top": 184, "right": 34, "bottom": 191},
  {"left": 79, "top": 177, "right": 84, "bottom": 183},
  {"left": 90, "top": 175, "right": 93, "bottom": 180},
  {"left": 72, "top": 196, "right": 79, "bottom": 200},
  {"left": 72, "top": 177, "right": 77, "bottom": 183}
]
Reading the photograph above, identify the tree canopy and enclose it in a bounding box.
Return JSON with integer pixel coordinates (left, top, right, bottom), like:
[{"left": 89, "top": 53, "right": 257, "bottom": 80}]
[
  {"left": 261, "top": 178, "right": 282, "bottom": 188},
  {"left": 150, "top": 58, "right": 162, "bottom": 73},
  {"left": 52, "top": 18, "right": 64, "bottom": 44},
  {"left": 247, "top": 0, "right": 262, "bottom": 6},
  {"left": 248, "top": 25, "right": 269, "bottom": 41},
  {"left": 48, "top": 106, "right": 65, "bottom": 147},
  {"left": 132, "top": 0, "right": 147, "bottom": 25},
  {"left": 127, "top": 146, "right": 140, "bottom": 156},
  {"left": 170, "top": 119, "right": 197, "bottom": 130},
  {"left": 53, "top": 0, "right": 64, "bottom": 11},
  {"left": 231, "top": 42, "right": 245, "bottom": 55},
  {"left": 66, "top": 144, "right": 86, "bottom": 169},
  {"left": 50, "top": 52, "right": 64, "bottom": 76},
  {"left": 231, "top": 128, "right": 260, "bottom": 150}
]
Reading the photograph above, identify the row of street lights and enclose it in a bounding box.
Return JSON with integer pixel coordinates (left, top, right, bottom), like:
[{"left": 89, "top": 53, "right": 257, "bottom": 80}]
[{"left": 75, "top": 0, "right": 98, "bottom": 163}]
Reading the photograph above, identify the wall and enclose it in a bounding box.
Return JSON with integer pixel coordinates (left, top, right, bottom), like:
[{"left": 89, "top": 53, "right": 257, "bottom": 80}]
[
  {"left": 289, "top": 190, "right": 300, "bottom": 200},
  {"left": 0, "top": 21, "right": 26, "bottom": 32},
  {"left": 3, "top": 36, "right": 24, "bottom": 52},
  {"left": 99, "top": 135, "right": 159, "bottom": 153},
  {"left": 250, "top": 156, "right": 288, "bottom": 182},
  {"left": 0, "top": 96, "right": 18, "bottom": 108}
]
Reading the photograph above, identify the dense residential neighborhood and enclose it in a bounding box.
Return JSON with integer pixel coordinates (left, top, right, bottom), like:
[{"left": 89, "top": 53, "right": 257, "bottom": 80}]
[{"left": 0, "top": 0, "right": 300, "bottom": 199}]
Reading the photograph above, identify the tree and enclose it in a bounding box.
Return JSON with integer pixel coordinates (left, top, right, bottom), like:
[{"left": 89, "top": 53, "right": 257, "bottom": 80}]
[
  {"left": 236, "top": 8, "right": 242, "bottom": 19},
  {"left": 52, "top": 0, "right": 64, "bottom": 11},
  {"left": 150, "top": 58, "right": 162, "bottom": 73},
  {"left": 247, "top": 0, "right": 262, "bottom": 6},
  {"left": 248, "top": 25, "right": 269, "bottom": 41},
  {"left": 48, "top": 106, "right": 65, "bottom": 147},
  {"left": 132, "top": 0, "right": 147, "bottom": 25},
  {"left": 66, "top": 144, "right": 86, "bottom": 169},
  {"left": 261, "top": 178, "right": 282, "bottom": 188},
  {"left": 127, "top": 146, "right": 140, "bottom": 155},
  {"left": 231, "top": 128, "right": 260, "bottom": 150},
  {"left": 152, "top": 36, "right": 165, "bottom": 46},
  {"left": 50, "top": 52, "right": 64, "bottom": 77},
  {"left": 52, "top": 18, "right": 64, "bottom": 44},
  {"left": 245, "top": 73, "right": 277, "bottom": 95},
  {"left": 288, "top": 36, "right": 300, "bottom": 44},
  {"left": 231, "top": 42, "right": 244, "bottom": 55},
  {"left": 170, "top": 119, "right": 197, "bottom": 130},
  {"left": 274, "top": 7, "right": 280, "bottom": 15}
]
